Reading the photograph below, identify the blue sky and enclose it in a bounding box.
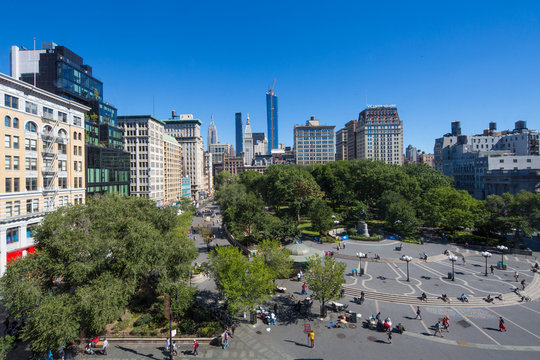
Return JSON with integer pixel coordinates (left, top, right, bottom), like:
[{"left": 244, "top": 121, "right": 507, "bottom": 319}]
[{"left": 1, "top": 0, "right": 539, "bottom": 152}]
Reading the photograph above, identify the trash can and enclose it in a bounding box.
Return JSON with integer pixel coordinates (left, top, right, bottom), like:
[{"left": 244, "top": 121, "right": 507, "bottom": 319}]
[
  {"left": 448, "top": 272, "right": 452, "bottom": 279},
  {"left": 349, "top": 312, "right": 357, "bottom": 323},
  {"left": 359, "top": 268, "right": 364, "bottom": 276},
  {"left": 250, "top": 312, "right": 257, "bottom": 324}
]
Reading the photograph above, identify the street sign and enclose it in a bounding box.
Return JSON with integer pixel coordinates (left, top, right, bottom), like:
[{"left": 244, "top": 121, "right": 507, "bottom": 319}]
[
  {"left": 171, "top": 329, "right": 177, "bottom": 337},
  {"left": 164, "top": 294, "right": 171, "bottom": 320},
  {"left": 342, "top": 235, "right": 349, "bottom": 240}
]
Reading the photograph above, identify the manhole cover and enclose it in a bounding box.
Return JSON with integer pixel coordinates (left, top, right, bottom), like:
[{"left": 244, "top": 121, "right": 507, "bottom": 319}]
[
  {"left": 367, "top": 336, "right": 377, "bottom": 342},
  {"left": 457, "top": 320, "right": 471, "bottom": 328},
  {"left": 349, "top": 324, "right": 357, "bottom": 329},
  {"left": 382, "top": 281, "right": 387, "bottom": 283},
  {"left": 478, "top": 279, "right": 483, "bottom": 281},
  {"left": 256, "top": 330, "right": 262, "bottom": 334},
  {"left": 434, "top": 284, "right": 439, "bottom": 287},
  {"left": 336, "top": 333, "right": 346, "bottom": 339}
]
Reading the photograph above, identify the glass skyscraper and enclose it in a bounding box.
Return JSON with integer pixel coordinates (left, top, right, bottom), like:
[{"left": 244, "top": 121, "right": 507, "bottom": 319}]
[
  {"left": 266, "top": 90, "right": 278, "bottom": 153},
  {"left": 235, "top": 112, "right": 243, "bottom": 155}
]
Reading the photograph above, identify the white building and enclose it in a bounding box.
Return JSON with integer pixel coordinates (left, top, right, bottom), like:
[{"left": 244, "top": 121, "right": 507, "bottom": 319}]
[
  {"left": 163, "top": 112, "right": 204, "bottom": 201},
  {"left": 118, "top": 115, "right": 165, "bottom": 206},
  {"left": 207, "top": 114, "right": 218, "bottom": 151},
  {"left": 243, "top": 114, "right": 254, "bottom": 166}
]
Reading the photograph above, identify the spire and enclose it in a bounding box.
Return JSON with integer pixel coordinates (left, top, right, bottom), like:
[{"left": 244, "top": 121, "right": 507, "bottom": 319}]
[
  {"left": 246, "top": 113, "right": 250, "bottom": 124},
  {"left": 210, "top": 113, "right": 214, "bottom": 125},
  {"left": 244, "top": 114, "right": 252, "bottom": 137}
]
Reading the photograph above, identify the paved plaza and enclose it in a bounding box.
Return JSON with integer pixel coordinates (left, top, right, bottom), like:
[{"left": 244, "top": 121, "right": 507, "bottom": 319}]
[{"left": 11, "top": 201, "right": 539, "bottom": 360}]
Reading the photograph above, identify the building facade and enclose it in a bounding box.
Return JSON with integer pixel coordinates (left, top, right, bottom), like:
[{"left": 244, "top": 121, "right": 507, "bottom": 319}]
[
  {"left": 11, "top": 43, "right": 130, "bottom": 196},
  {"left": 207, "top": 115, "right": 218, "bottom": 151},
  {"left": 118, "top": 115, "right": 165, "bottom": 205},
  {"left": 163, "top": 134, "right": 182, "bottom": 205},
  {"left": 294, "top": 116, "right": 335, "bottom": 165},
  {"left": 209, "top": 143, "right": 233, "bottom": 165},
  {"left": 336, "top": 128, "right": 347, "bottom": 161},
  {"left": 243, "top": 115, "right": 254, "bottom": 165},
  {"left": 163, "top": 113, "right": 204, "bottom": 200},
  {"left": 0, "top": 73, "right": 88, "bottom": 273},
  {"left": 356, "top": 105, "right": 403, "bottom": 165},
  {"left": 345, "top": 120, "right": 357, "bottom": 160},
  {"left": 235, "top": 112, "right": 243, "bottom": 155},
  {"left": 266, "top": 89, "right": 278, "bottom": 153}
]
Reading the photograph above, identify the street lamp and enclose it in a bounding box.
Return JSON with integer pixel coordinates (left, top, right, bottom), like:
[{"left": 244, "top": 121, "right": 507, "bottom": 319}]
[
  {"left": 481, "top": 251, "right": 492, "bottom": 276},
  {"left": 448, "top": 255, "right": 458, "bottom": 281},
  {"left": 357, "top": 252, "right": 366, "bottom": 276},
  {"left": 497, "top": 245, "right": 508, "bottom": 269},
  {"left": 401, "top": 255, "right": 413, "bottom": 282},
  {"left": 166, "top": 289, "right": 179, "bottom": 360}
]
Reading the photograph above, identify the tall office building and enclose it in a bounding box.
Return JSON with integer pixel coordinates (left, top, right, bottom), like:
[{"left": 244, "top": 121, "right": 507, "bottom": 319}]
[
  {"left": 0, "top": 73, "right": 88, "bottom": 273},
  {"left": 336, "top": 128, "right": 347, "bottom": 161},
  {"left": 294, "top": 116, "right": 335, "bottom": 165},
  {"left": 253, "top": 132, "right": 268, "bottom": 156},
  {"left": 10, "top": 43, "right": 130, "bottom": 195},
  {"left": 117, "top": 115, "right": 165, "bottom": 206},
  {"left": 163, "top": 112, "right": 204, "bottom": 201},
  {"left": 207, "top": 114, "right": 218, "bottom": 151},
  {"left": 244, "top": 115, "right": 254, "bottom": 165},
  {"left": 356, "top": 105, "right": 403, "bottom": 165},
  {"left": 266, "top": 88, "right": 278, "bottom": 153},
  {"left": 163, "top": 134, "right": 182, "bottom": 205},
  {"left": 235, "top": 112, "right": 243, "bottom": 155},
  {"left": 345, "top": 120, "right": 358, "bottom": 160}
]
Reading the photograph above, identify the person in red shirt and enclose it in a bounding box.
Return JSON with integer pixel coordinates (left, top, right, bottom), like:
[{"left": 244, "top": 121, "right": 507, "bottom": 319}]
[{"left": 193, "top": 339, "right": 199, "bottom": 356}]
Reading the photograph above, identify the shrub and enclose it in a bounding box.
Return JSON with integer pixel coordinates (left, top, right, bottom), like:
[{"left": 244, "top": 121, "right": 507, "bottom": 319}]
[
  {"left": 179, "top": 319, "right": 195, "bottom": 334},
  {"left": 197, "top": 326, "right": 217, "bottom": 337},
  {"left": 133, "top": 314, "right": 153, "bottom": 327},
  {"left": 113, "top": 319, "right": 131, "bottom": 332},
  {"left": 130, "top": 324, "right": 149, "bottom": 336}
]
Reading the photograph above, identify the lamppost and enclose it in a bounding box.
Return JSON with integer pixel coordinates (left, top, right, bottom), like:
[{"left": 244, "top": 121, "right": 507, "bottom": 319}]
[
  {"left": 448, "top": 255, "right": 458, "bottom": 281},
  {"left": 497, "top": 245, "right": 508, "bottom": 269},
  {"left": 166, "top": 289, "right": 178, "bottom": 360},
  {"left": 481, "top": 251, "right": 492, "bottom": 276},
  {"left": 357, "top": 252, "right": 366, "bottom": 276},
  {"left": 401, "top": 255, "right": 412, "bottom": 282}
]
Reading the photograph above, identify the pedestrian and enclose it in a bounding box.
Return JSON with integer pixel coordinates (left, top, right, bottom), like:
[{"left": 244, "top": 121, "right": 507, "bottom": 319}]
[
  {"left": 172, "top": 341, "right": 178, "bottom": 356},
  {"left": 274, "top": 303, "right": 278, "bottom": 315},
  {"left": 415, "top": 306, "right": 422, "bottom": 320},
  {"left": 442, "top": 315, "right": 450, "bottom": 332},
  {"left": 462, "top": 256, "right": 466, "bottom": 265},
  {"left": 499, "top": 317, "right": 506, "bottom": 332},
  {"left": 223, "top": 331, "right": 229, "bottom": 349},
  {"left": 309, "top": 331, "right": 315, "bottom": 348},
  {"left": 343, "top": 242, "right": 346, "bottom": 249},
  {"left": 521, "top": 279, "right": 526, "bottom": 290},
  {"left": 490, "top": 264, "right": 494, "bottom": 274},
  {"left": 193, "top": 339, "right": 199, "bottom": 356},
  {"left": 434, "top": 321, "right": 443, "bottom": 337},
  {"left": 231, "top": 323, "right": 236, "bottom": 337},
  {"left": 515, "top": 271, "right": 519, "bottom": 282},
  {"left": 102, "top": 338, "right": 108, "bottom": 355},
  {"left": 387, "top": 329, "right": 393, "bottom": 344},
  {"left": 297, "top": 272, "right": 301, "bottom": 282},
  {"left": 301, "top": 283, "right": 307, "bottom": 295}
]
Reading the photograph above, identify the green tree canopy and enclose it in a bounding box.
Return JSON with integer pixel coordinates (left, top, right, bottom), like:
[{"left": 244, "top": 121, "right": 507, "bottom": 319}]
[
  {"left": 257, "top": 239, "right": 293, "bottom": 279},
  {"left": 0, "top": 195, "right": 197, "bottom": 354},
  {"left": 308, "top": 198, "right": 334, "bottom": 236},
  {"left": 304, "top": 255, "right": 346, "bottom": 317}
]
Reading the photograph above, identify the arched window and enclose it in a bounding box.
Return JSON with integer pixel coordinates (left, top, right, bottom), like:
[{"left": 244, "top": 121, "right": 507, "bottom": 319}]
[
  {"left": 73, "top": 131, "right": 77, "bottom": 139},
  {"left": 4, "top": 116, "right": 11, "bottom": 127},
  {"left": 13, "top": 117, "right": 19, "bottom": 129},
  {"left": 58, "top": 129, "right": 68, "bottom": 139},
  {"left": 43, "top": 125, "right": 53, "bottom": 135},
  {"left": 25, "top": 122, "right": 37, "bottom": 132}
]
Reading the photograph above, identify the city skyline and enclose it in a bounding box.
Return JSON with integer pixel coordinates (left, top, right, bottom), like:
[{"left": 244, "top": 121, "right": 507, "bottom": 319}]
[{"left": 1, "top": 1, "right": 539, "bottom": 152}]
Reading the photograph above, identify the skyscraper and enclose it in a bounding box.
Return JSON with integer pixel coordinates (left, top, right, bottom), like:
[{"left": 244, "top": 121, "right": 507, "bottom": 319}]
[
  {"left": 294, "top": 116, "right": 335, "bottom": 165},
  {"left": 207, "top": 114, "right": 218, "bottom": 151},
  {"left": 266, "top": 88, "right": 278, "bottom": 153},
  {"left": 244, "top": 114, "right": 254, "bottom": 165},
  {"left": 10, "top": 43, "right": 130, "bottom": 195},
  {"left": 356, "top": 105, "right": 403, "bottom": 165},
  {"left": 235, "top": 112, "right": 243, "bottom": 155}
]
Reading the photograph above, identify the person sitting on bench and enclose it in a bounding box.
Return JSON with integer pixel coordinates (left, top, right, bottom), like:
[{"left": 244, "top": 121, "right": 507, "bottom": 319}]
[
  {"left": 421, "top": 292, "right": 427, "bottom": 302},
  {"left": 441, "top": 294, "right": 450, "bottom": 303}
]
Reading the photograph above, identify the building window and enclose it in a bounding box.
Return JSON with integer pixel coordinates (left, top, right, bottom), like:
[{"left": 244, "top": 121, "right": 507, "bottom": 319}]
[
  {"left": 13, "top": 156, "right": 19, "bottom": 170},
  {"left": 43, "top": 107, "right": 54, "bottom": 120},
  {"left": 5, "top": 178, "right": 12, "bottom": 192},
  {"left": 25, "top": 101, "right": 38, "bottom": 114},
  {"left": 58, "top": 178, "right": 68, "bottom": 189},
  {"left": 26, "top": 199, "right": 39, "bottom": 213},
  {"left": 25, "top": 158, "right": 37, "bottom": 170},
  {"left": 73, "top": 116, "right": 81, "bottom": 126},
  {"left": 13, "top": 201, "right": 20, "bottom": 216},
  {"left": 5, "top": 155, "right": 11, "bottom": 170},
  {"left": 6, "top": 227, "right": 19, "bottom": 244},
  {"left": 13, "top": 118, "right": 19, "bottom": 129},
  {"left": 58, "top": 143, "right": 67, "bottom": 154},
  {"left": 25, "top": 121, "right": 37, "bottom": 132},
  {"left": 26, "top": 178, "right": 37, "bottom": 191},
  {"left": 27, "top": 223, "right": 38, "bottom": 238},
  {"left": 4, "top": 95, "right": 18, "bottom": 109},
  {"left": 5, "top": 202, "right": 12, "bottom": 217},
  {"left": 4, "top": 116, "right": 11, "bottom": 127},
  {"left": 58, "top": 112, "right": 67, "bottom": 123},
  {"left": 5, "top": 135, "right": 11, "bottom": 148},
  {"left": 25, "top": 139, "right": 37, "bottom": 151},
  {"left": 13, "top": 136, "right": 19, "bottom": 149},
  {"left": 13, "top": 178, "right": 20, "bottom": 192},
  {"left": 513, "top": 159, "right": 518, "bottom": 163}
]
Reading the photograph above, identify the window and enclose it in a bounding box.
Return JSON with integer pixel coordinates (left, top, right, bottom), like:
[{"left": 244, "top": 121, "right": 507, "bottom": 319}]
[
  {"left": 43, "top": 107, "right": 53, "bottom": 119},
  {"left": 6, "top": 227, "right": 19, "bottom": 244},
  {"left": 13, "top": 118, "right": 19, "bottom": 129},
  {"left": 25, "top": 158, "right": 37, "bottom": 170},
  {"left": 13, "top": 201, "right": 20, "bottom": 216},
  {"left": 13, "top": 156, "right": 19, "bottom": 170},
  {"left": 73, "top": 116, "right": 81, "bottom": 126},
  {"left": 13, "top": 178, "right": 19, "bottom": 192},
  {"left": 25, "top": 121, "right": 37, "bottom": 132},
  {"left": 527, "top": 158, "right": 532, "bottom": 163},
  {"left": 4, "top": 116, "right": 11, "bottom": 127},
  {"left": 5, "top": 135, "right": 11, "bottom": 148},
  {"left": 513, "top": 159, "right": 518, "bottom": 163},
  {"left": 13, "top": 136, "right": 19, "bottom": 149},
  {"left": 58, "top": 143, "right": 66, "bottom": 154},
  {"left": 26, "top": 178, "right": 37, "bottom": 191},
  {"left": 25, "top": 138, "right": 37, "bottom": 151},
  {"left": 5, "top": 156, "right": 11, "bottom": 169},
  {"left": 73, "top": 145, "right": 77, "bottom": 155},
  {"left": 4, "top": 95, "right": 18, "bottom": 109},
  {"left": 26, "top": 199, "right": 39, "bottom": 214},
  {"left": 5, "top": 178, "right": 12, "bottom": 192},
  {"left": 58, "top": 160, "right": 67, "bottom": 171},
  {"left": 58, "top": 111, "right": 67, "bottom": 123},
  {"left": 27, "top": 223, "right": 38, "bottom": 238},
  {"left": 58, "top": 178, "right": 68, "bottom": 189},
  {"left": 5, "top": 202, "right": 12, "bottom": 217},
  {"left": 74, "top": 161, "right": 78, "bottom": 171},
  {"left": 25, "top": 101, "right": 38, "bottom": 114}
]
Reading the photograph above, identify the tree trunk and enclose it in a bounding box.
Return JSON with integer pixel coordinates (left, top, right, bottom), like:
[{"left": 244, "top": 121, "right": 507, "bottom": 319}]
[{"left": 320, "top": 300, "right": 327, "bottom": 317}]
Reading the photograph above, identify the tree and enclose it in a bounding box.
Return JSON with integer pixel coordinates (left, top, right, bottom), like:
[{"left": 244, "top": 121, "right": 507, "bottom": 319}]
[
  {"left": 0, "top": 335, "right": 16, "bottom": 360},
  {"left": 257, "top": 239, "right": 293, "bottom": 279},
  {"left": 209, "top": 246, "right": 274, "bottom": 314},
  {"left": 223, "top": 192, "right": 266, "bottom": 243},
  {"left": 214, "top": 170, "right": 233, "bottom": 190},
  {"left": 263, "top": 215, "right": 300, "bottom": 243},
  {"left": 308, "top": 198, "right": 334, "bottom": 236},
  {"left": 343, "top": 200, "right": 368, "bottom": 227},
  {"left": 377, "top": 191, "right": 420, "bottom": 237},
  {"left": 0, "top": 195, "right": 197, "bottom": 354},
  {"left": 304, "top": 255, "right": 346, "bottom": 317}
]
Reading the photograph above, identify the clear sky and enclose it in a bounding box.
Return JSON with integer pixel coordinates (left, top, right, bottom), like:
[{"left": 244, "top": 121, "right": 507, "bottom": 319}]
[{"left": 1, "top": 0, "right": 539, "bottom": 152}]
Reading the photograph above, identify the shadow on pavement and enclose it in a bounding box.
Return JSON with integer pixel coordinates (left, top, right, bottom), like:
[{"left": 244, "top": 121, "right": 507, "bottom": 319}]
[
  {"left": 274, "top": 296, "right": 318, "bottom": 326},
  {"left": 116, "top": 345, "right": 161, "bottom": 359},
  {"left": 284, "top": 339, "right": 311, "bottom": 348},
  {"left": 484, "top": 327, "right": 501, "bottom": 332}
]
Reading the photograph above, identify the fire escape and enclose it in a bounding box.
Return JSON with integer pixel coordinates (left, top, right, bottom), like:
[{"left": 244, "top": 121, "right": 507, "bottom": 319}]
[{"left": 41, "top": 113, "right": 60, "bottom": 210}]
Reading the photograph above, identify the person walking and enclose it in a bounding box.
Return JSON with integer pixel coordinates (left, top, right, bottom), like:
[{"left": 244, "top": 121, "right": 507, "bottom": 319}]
[
  {"left": 490, "top": 264, "right": 494, "bottom": 274},
  {"left": 514, "top": 271, "right": 519, "bottom": 282},
  {"left": 301, "top": 283, "right": 307, "bottom": 295},
  {"left": 434, "top": 321, "right": 443, "bottom": 337},
  {"left": 387, "top": 329, "right": 393, "bottom": 344},
  {"left": 102, "top": 338, "right": 108, "bottom": 355},
  {"left": 274, "top": 303, "right": 278, "bottom": 315},
  {"left": 193, "top": 339, "right": 199, "bottom": 356},
  {"left": 223, "top": 331, "right": 229, "bottom": 349},
  {"left": 231, "top": 323, "right": 236, "bottom": 337},
  {"left": 309, "top": 331, "right": 315, "bottom": 348},
  {"left": 499, "top": 317, "right": 507, "bottom": 332},
  {"left": 415, "top": 306, "right": 422, "bottom": 320},
  {"left": 442, "top": 315, "right": 450, "bottom": 332}
]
